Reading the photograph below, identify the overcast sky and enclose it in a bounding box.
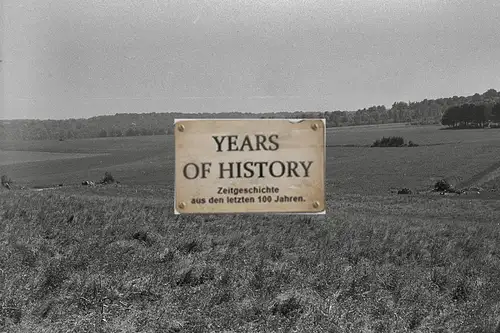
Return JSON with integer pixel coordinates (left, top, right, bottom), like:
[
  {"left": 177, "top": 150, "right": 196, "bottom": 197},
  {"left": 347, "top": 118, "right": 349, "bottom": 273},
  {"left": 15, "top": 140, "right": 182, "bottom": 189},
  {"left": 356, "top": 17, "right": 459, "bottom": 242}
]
[{"left": 2, "top": 0, "right": 500, "bottom": 120}]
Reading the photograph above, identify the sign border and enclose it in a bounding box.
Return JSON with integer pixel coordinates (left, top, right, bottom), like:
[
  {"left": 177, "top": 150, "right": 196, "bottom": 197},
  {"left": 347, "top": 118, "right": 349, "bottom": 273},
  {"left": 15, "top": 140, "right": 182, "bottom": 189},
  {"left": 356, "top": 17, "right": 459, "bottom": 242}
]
[{"left": 173, "top": 118, "right": 326, "bottom": 215}]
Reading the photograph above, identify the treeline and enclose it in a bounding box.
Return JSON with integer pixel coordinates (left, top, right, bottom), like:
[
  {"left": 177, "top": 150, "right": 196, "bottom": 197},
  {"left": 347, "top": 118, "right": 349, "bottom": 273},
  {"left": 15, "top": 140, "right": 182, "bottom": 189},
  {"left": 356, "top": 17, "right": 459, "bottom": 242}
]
[
  {"left": 1, "top": 89, "right": 500, "bottom": 141},
  {"left": 441, "top": 102, "right": 500, "bottom": 128},
  {"left": 329, "top": 88, "right": 500, "bottom": 128}
]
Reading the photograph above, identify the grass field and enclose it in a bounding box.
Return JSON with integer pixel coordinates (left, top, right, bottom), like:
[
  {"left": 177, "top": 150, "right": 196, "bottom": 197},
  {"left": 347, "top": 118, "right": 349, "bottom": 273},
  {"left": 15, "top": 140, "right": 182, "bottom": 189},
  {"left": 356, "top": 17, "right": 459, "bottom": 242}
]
[
  {"left": 1, "top": 124, "right": 500, "bottom": 193},
  {"left": 1, "top": 123, "right": 500, "bottom": 332}
]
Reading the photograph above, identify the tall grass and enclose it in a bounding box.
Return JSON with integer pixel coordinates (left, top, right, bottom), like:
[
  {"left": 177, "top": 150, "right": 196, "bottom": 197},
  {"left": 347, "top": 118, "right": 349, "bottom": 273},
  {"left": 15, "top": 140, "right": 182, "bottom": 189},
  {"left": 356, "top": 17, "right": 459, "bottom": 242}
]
[{"left": 1, "top": 190, "right": 499, "bottom": 332}]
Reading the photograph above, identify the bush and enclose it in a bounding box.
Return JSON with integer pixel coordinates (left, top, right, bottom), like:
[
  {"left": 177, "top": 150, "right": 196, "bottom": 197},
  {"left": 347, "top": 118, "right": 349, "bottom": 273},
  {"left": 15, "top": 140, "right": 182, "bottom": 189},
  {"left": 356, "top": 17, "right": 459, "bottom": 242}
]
[
  {"left": 397, "top": 188, "right": 412, "bottom": 194},
  {"left": 371, "top": 136, "right": 405, "bottom": 147},
  {"left": 101, "top": 172, "right": 115, "bottom": 184},
  {"left": 434, "top": 179, "right": 452, "bottom": 192},
  {"left": 1, "top": 175, "right": 12, "bottom": 187},
  {"left": 371, "top": 137, "right": 419, "bottom": 147},
  {"left": 408, "top": 140, "right": 419, "bottom": 147}
]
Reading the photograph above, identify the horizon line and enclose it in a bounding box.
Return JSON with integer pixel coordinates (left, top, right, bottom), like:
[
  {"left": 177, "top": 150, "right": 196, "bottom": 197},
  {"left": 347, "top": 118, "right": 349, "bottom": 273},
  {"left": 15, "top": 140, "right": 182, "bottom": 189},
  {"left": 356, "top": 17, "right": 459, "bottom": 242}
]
[{"left": 3, "top": 87, "right": 499, "bottom": 121}]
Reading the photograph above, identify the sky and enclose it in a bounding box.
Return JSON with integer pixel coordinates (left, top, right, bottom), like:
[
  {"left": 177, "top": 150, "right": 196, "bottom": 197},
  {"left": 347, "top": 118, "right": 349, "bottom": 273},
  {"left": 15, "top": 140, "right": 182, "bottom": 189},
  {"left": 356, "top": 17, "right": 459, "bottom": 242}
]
[{"left": 2, "top": 0, "right": 500, "bottom": 120}]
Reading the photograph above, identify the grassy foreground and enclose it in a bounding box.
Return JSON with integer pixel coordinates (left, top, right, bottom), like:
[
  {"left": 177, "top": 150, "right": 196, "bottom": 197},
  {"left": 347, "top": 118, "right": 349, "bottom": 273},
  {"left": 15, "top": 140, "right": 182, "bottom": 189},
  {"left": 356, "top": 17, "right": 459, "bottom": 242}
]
[{"left": 1, "top": 188, "right": 500, "bottom": 332}]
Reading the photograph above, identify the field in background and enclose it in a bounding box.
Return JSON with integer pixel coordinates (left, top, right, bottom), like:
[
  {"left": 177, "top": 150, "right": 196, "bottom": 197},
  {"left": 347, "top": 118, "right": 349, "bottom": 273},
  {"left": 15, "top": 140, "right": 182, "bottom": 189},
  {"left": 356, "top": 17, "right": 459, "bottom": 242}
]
[
  {"left": 1, "top": 123, "right": 500, "bottom": 332},
  {"left": 0, "top": 136, "right": 173, "bottom": 187},
  {"left": 1, "top": 123, "right": 500, "bottom": 193},
  {"left": 326, "top": 123, "right": 493, "bottom": 146}
]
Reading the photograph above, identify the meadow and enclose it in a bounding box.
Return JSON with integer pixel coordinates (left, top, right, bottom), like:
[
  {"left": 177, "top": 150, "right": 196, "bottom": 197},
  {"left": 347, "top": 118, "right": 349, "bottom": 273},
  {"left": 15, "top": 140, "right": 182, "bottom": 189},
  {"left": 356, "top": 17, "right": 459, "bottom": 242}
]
[
  {"left": 1, "top": 123, "right": 500, "bottom": 332},
  {"left": 1, "top": 123, "right": 500, "bottom": 194}
]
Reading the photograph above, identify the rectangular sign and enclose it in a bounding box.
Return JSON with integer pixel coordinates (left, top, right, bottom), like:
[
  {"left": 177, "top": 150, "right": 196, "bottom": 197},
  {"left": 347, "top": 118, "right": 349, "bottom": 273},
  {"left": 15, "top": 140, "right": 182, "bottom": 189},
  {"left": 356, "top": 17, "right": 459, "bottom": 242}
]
[{"left": 174, "top": 119, "right": 325, "bottom": 214}]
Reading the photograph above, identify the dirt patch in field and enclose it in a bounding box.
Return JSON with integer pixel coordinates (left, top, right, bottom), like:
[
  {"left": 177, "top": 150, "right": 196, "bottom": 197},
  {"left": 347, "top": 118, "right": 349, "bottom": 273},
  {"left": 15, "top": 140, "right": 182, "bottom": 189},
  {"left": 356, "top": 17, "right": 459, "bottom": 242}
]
[{"left": 457, "top": 160, "right": 500, "bottom": 190}]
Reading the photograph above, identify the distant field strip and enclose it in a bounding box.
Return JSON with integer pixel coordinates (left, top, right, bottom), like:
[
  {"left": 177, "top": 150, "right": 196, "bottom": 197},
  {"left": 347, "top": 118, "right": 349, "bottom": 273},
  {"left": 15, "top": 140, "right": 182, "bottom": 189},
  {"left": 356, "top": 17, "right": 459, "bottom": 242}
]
[
  {"left": 325, "top": 142, "right": 454, "bottom": 148},
  {"left": 0, "top": 150, "right": 108, "bottom": 166}
]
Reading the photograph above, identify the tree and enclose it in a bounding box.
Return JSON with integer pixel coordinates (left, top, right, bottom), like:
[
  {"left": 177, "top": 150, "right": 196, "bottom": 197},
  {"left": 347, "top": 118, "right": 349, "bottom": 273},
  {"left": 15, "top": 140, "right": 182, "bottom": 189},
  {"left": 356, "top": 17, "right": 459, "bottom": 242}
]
[
  {"left": 441, "top": 107, "right": 455, "bottom": 127},
  {"left": 125, "top": 128, "right": 137, "bottom": 136},
  {"left": 109, "top": 128, "right": 122, "bottom": 137},
  {"left": 473, "top": 104, "right": 487, "bottom": 127},
  {"left": 484, "top": 88, "right": 498, "bottom": 99},
  {"left": 492, "top": 103, "right": 500, "bottom": 123},
  {"left": 98, "top": 129, "right": 108, "bottom": 137},
  {"left": 471, "top": 93, "right": 481, "bottom": 102}
]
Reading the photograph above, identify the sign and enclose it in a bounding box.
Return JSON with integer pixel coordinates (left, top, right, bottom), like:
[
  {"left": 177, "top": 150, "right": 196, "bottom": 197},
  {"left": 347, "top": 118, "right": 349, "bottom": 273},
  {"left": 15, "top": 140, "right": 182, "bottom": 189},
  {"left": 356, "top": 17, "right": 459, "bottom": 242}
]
[{"left": 174, "top": 119, "right": 325, "bottom": 214}]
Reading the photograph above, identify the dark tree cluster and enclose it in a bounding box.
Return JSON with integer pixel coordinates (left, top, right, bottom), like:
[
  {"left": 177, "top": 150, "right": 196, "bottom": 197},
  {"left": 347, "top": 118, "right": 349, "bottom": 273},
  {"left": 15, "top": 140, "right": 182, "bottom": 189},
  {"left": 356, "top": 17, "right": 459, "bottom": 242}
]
[
  {"left": 491, "top": 103, "right": 500, "bottom": 126},
  {"left": 325, "top": 89, "right": 500, "bottom": 128},
  {"left": 1, "top": 89, "right": 500, "bottom": 141},
  {"left": 371, "top": 136, "right": 418, "bottom": 147},
  {"left": 441, "top": 102, "right": 500, "bottom": 128}
]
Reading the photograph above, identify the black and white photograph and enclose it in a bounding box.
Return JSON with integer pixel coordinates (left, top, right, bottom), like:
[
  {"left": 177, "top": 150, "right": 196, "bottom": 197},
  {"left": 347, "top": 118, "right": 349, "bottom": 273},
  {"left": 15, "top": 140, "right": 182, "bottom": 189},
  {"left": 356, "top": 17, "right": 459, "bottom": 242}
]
[{"left": 1, "top": 0, "right": 500, "bottom": 331}]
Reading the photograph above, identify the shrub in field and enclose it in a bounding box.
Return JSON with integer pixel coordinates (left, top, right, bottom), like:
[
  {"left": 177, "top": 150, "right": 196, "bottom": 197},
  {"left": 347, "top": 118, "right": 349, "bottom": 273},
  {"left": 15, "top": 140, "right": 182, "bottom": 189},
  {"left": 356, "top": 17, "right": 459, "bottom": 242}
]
[
  {"left": 408, "top": 140, "right": 419, "bottom": 147},
  {"left": 1, "top": 175, "right": 11, "bottom": 185},
  {"left": 434, "top": 179, "right": 452, "bottom": 192},
  {"left": 371, "top": 136, "right": 419, "bottom": 147},
  {"left": 434, "top": 179, "right": 463, "bottom": 194},
  {"left": 1, "top": 175, "right": 12, "bottom": 189},
  {"left": 397, "top": 188, "right": 412, "bottom": 194},
  {"left": 101, "top": 171, "right": 115, "bottom": 184},
  {"left": 371, "top": 136, "right": 406, "bottom": 147}
]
